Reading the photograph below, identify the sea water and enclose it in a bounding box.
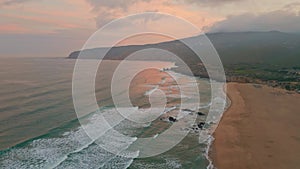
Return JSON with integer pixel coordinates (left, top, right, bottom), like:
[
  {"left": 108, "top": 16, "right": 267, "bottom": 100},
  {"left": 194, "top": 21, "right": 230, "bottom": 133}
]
[{"left": 0, "top": 57, "right": 225, "bottom": 169}]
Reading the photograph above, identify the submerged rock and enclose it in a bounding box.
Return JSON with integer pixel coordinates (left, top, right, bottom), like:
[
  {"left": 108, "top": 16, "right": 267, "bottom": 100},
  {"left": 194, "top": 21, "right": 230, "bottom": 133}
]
[
  {"left": 198, "top": 122, "right": 205, "bottom": 129},
  {"left": 182, "top": 109, "right": 194, "bottom": 112},
  {"left": 168, "top": 116, "right": 177, "bottom": 122},
  {"left": 197, "top": 112, "right": 205, "bottom": 116}
]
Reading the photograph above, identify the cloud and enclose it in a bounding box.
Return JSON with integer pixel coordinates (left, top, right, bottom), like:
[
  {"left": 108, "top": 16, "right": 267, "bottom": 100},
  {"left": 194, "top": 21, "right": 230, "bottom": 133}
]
[
  {"left": 0, "top": 23, "right": 28, "bottom": 33},
  {"left": 86, "top": 0, "right": 159, "bottom": 27},
  {"left": 184, "top": 0, "right": 242, "bottom": 3},
  {"left": 283, "top": 2, "right": 300, "bottom": 12},
  {"left": 86, "top": 0, "right": 150, "bottom": 11},
  {"left": 176, "top": 0, "right": 245, "bottom": 6},
  {"left": 0, "top": 0, "right": 32, "bottom": 6},
  {"left": 208, "top": 10, "right": 300, "bottom": 33},
  {"left": 283, "top": 2, "right": 300, "bottom": 9},
  {"left": 85, "top": 0, "right": 219, "bottom": 30}
]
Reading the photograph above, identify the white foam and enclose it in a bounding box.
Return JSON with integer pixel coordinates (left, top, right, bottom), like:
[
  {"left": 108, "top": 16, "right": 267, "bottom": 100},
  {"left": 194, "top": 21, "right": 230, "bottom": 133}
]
[
  {"left": 0, "top": 107, "right": 145, "bottom": 169},
  {"left": 176, "top": 110, "right": 191, "bottom": 120},
  {"left": 144, "top": 85, "right": 159, "bottom": 96},
  {"left": 200, "top": 82, "right": 227, "bottom": 169}
]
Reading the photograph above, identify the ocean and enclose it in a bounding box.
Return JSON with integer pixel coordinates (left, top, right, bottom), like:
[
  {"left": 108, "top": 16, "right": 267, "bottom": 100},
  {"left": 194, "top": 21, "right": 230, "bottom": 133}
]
[{"left": 0, "top": 57, "right": 225, "bottom": 169}]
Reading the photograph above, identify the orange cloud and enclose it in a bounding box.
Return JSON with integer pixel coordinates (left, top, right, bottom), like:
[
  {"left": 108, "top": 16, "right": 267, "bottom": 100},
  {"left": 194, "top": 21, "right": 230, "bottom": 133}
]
[
  {"left": 0, "top": 0, "right": 95, "bottom": 34},
  {"left": 0, "top": 23, "right": 28, "bottom": 33},
  {"left": 88, "top": 0, "right": 223, "bottom": 31},
  {"left": 2, "top": 13, "right": 83, "bottom": 29}
]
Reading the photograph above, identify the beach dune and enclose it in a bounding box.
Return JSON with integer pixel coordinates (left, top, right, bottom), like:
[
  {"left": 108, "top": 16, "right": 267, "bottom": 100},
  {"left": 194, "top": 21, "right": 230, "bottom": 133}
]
[{"left": 211, "top": 83, "right": 300, "bottom": 169}]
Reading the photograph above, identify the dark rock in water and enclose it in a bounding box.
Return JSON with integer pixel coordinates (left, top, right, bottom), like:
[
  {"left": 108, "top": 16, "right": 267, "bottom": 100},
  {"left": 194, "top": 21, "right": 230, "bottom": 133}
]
[
  {"left": 182, "top": 109, "right": 194, "bottom": 112},
  {"left": 198, "top": 122, "right": 205, "bottom": 129},
  {"left": 197, "top": 112, "right": 205, "bottom": 116},
  {"left": 168, "top": 116, "right": 177, "bottom": 122}
]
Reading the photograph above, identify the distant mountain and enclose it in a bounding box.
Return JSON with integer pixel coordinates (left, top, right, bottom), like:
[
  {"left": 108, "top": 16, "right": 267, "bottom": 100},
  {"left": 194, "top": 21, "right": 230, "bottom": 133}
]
[
  {"left": 68, "top": 31, "right": 300, "bottom": 90},
  {"left": 68, "top": 31, "right": 300, "bottom": 67},
  {"left": 207, "top": 31, "right": 300, "bottom": 66}
]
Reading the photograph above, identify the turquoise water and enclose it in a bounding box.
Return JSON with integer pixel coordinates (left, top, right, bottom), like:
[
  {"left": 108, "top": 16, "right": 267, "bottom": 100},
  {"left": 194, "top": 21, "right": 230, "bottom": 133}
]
[{"left": 0, "top": 58, "right": 219, "bottom": 169}]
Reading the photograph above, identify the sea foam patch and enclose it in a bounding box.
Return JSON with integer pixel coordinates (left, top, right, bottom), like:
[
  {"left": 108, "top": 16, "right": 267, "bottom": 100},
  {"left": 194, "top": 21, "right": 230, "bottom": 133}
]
[{"left": 0, "top": 107, "right": 143, "bottom": 169}]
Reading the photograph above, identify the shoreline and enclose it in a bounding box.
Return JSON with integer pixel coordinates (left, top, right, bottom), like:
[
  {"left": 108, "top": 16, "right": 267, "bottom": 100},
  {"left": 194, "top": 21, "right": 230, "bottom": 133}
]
[
  {"left": 209, "top": 82, "right": 300, "bottom": 169},
  {"left": 204, "top": 83, "right": 230, "bottom": 169}
]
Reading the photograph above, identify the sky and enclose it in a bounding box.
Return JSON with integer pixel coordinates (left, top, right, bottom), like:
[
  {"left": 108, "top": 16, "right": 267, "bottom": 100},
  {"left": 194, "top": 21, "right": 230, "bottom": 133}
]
[{"left": 0, "top": 0, "right": 299, "bottom": 57}]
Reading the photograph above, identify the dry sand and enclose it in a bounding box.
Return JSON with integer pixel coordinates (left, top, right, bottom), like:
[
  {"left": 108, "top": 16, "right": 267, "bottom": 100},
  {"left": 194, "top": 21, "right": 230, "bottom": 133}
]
[{"left": 211, "top": 83, "right": 300, "bottom": 169}]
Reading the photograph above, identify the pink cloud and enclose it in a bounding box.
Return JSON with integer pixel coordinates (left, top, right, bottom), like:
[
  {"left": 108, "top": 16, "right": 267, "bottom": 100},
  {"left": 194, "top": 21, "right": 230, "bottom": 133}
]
[
  {"left": 0, "top": 0, "right": 95, "bottom": 34},
  {"left": 1, "top": 12, "right": 89, "bottom": 33},
  {"left": 0, "top": 23, "right": 28, "bottom": 33},
  {"left": 88, "top": 0, "right": 222, "bottom": 30}
]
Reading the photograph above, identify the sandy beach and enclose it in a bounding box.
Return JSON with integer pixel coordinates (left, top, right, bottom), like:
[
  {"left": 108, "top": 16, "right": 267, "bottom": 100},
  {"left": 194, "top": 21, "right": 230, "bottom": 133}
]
[{"left": 211, "top": 83, "right": 300, "bottom": 169}]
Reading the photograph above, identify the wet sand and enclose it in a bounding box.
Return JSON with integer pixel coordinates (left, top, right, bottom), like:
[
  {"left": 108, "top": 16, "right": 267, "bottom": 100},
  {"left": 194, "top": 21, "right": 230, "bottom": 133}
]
[{"left": 211, "top": 83, "right": 300, "bottom": 169}]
